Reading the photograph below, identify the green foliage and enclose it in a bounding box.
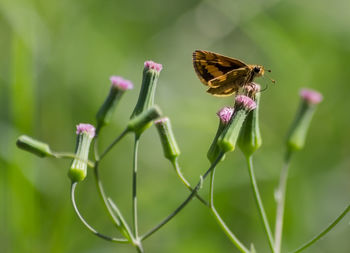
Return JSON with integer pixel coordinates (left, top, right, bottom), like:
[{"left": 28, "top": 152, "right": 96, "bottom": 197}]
[{"left": 1, "top": 0, "right": 349, "bottom": 252}]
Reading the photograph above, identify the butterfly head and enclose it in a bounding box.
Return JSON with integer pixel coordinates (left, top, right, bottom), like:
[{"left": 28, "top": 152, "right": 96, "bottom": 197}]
[{"left": 252, "top": 65, "right": 264, "bottom": 77}]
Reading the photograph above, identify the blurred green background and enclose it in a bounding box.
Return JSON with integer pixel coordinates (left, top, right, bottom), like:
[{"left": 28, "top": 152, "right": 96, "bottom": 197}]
[{"left": 1, "top": 0, "right": 349, "bottom": 252}]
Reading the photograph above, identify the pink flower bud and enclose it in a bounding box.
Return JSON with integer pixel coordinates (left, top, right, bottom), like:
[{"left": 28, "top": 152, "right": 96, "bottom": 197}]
[
  {"left": 217, "top": 107, "right": 234, "bottom": 124},
  {"left": 300, "top": 88, "right": 323, "bottom": 104},
  {"left": 76, "top": 123, "right": 95, "bottom": 138},
  {"left": 109, "top": 76, "right": 133, "bottom": 90},
  {"left": 235, "top": 95, "right": 257, "bottom": 111},
  {"left": 144, "top": 60, "right": 163, "bottom": 72}
]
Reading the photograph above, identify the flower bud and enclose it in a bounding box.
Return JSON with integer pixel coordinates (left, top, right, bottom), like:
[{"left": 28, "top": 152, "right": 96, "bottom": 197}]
[
  {"left": 96, "top": 76, "right": 133, "bottom": 132},
  {"left": 218, "top": 96, "right": 256, "bottom": 153},
  {"left": 207, "top": 107, "right": 234, "bottom": 163},
  {"left": 16, "top": 135, "right": 53, "bottom": 157},
  {"left": 155, "top": 117, "right": 180, "bottom": 162},
  {"left": 127, "top": 106, "right": 162, "bottom": 135},
  {"left": 69, "top": 124, "right": 95, "bottom": 182},
  {"left": 238, "top": 84, "right": 262, "bottom": 156},
  {"left": 287, "top": 88, "right": 323, "bottom": 151},
  {"left": 131, "top": 61, "right": 162, "bottom": 118}
]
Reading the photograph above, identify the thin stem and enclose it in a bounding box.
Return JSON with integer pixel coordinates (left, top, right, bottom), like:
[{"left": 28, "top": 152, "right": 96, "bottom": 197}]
[
  {"left": 246, "top": 156, "right": 275, "bottom": 253},
  {"left": 100, "top": 128, "right": 129, "bottom": 160},
  {"left": 209, "top": 167, "right": 215, "bottom": 208},
  {"left": 291, "top": 204, "right": 350, "bottom": 253},
  {"left": 209, "top": 165, "right": 250, "bottom": 253},
  {"left": 274, "top": 150, "right": 292, "bottom": 253},
  {"left": 173, "top": 159, "right": 209, "bottom": 206},
  {"left": 140, "top": 152, "right": 225, "bottom": 241},
  {"left": 108, "top": 198, "right": 144, "bottom": 253},
  {"left": 93, "top": 161, "right": 134, "bottom": 242},
  {"left": 210, "top": 206, "right": 250, "bottom": 253},
  {"left": 53, "top": 152, "right": 95, "bottom": 168},
  {"left": 132, "top": 134, "right": 140, "bottom": 239},
  {"left": 70, "top": 182, "right": 128, "bottom": 244}
]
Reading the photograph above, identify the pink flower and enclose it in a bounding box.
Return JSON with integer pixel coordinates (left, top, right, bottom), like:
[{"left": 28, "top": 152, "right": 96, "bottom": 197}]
[
  {"left": 109, "top": 76, "right": 133, "bottom": 90},
  {"left": 76, "top": 123, "right": 95, "bottom": 138},
  {"left": 144, "top": 60, "right": 163, "bottom": 72},
  {"left": 217, "top": 107, "right": 234, "bottom": 124},
  {"left": 300, "top": 88, "right": 323, "bottom": 104},
  {"left": 243, "top": 82, "right": 261, "bottom": 99},
  {"left": 235, "top": 95, "right": 256, "bottom": 111}
]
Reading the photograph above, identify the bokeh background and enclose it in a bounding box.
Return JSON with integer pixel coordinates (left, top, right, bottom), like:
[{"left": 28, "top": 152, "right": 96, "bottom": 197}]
[{"left": 0, "top": 0, "right": 349, "bottom": 252}]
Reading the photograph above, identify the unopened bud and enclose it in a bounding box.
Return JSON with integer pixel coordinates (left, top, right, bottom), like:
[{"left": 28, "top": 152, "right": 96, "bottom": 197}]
[
  {"left": 127, "top": 106, "right": 162, "bottom": 135},
  {"left": 287, "top": 88, "right": 323, "bottom": 151},
  {"left": 155, "top": 117, "right": 180, "bottom": 162},
  {"left": 16, "top": 135, "right": 53, "bottom": 157},
  {"left": 131, "top": 61, "right": 162, "bottom": 118}
]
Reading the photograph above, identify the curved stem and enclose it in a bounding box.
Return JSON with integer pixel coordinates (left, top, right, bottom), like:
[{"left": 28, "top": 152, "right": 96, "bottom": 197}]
[
  {"left": 173, "top": 159, "right": 209, "bottom": 206},
  {"left": 246, "top": 156, "right": 275, "bottom": 252},
  {"left": 100, "top": 128, "right": 129, "bottom": 160},
  {"left": 209, "top": 166, "right": 250, "bottom": 253},
  {"left": 291, "top": 204, "right": 350, "bottom": 253},
  {"left": 132, "top": 134, "right": 140, "bottom": 239},
  {"left": 93, "top": 161, "right": 133, "bottom": 241},
  {"left": 70, "top": 182, "right": 128, "bottom": 243},
  {"left": 274, "top": 150, "right": 292, "bottom": 253},
  {"left": 140, "top": 152, "right": 225, "bottom": 241}
]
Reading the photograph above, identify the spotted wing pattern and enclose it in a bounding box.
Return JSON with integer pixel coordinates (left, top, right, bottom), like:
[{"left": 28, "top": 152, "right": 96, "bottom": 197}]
[{"left": 192, "top": 50, "right": 247, "bottom": 87}]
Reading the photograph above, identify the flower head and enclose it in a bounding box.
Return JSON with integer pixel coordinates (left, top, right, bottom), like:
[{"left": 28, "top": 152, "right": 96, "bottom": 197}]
[
  {"left": 144, "top": 60, "right": 163, "bottom": 72},
  {"left": 110, "top": 76, "right": 133, "bottom": 90},
  {"left": 217, "top": 107, "right": 234, "bottom": 124},
  {"left": 243, "top": 83, "right": 261, "bottom": 99},
  {"left": 300, "top": 88, "right": 323, "bottom": 104},
  {"left": 235, "top": 95, "right": 257, "bottom": 111},
  {"left": 76, "top": 123, "right": 95, "bottom": 138}
]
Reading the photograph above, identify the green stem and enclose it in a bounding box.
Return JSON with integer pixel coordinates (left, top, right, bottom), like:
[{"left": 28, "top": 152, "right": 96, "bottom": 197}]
[
  {"left": 93, "top": 162, "right": 133, "bottom": 241},
  {"left": 100, "top": 128, "right": 129, "bottom": 159},
  {"left": 132, "top": 134, "right": 140, "bottom": 239},
  {"left": 140, "top": 152, "right": 225, "bottom": 241},
  {"left": 70, "top": 182, "right": 128, "bottom": 243},
  {"left": 209, "top": 167, "right": 250, "bottom": 253},
  {"left": 53, "top": 152, "right": 95, "bottom": 168},
  {"left": 246, "top": 156, "right": 275, "bottom": 252},
  {"left": 291, "top": 204, "right": 350, "bottom": 253},
  {"left": 173, "top": 159, "right": 209, "bottom": 206},
  {"left": 274, "top": 150, "right": 292, "bottom": 253}
]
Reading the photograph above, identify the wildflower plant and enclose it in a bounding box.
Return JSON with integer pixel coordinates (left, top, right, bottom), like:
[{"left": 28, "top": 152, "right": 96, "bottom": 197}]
[{"left": 16, "top": 58, "right": 349, "bottom": 253}]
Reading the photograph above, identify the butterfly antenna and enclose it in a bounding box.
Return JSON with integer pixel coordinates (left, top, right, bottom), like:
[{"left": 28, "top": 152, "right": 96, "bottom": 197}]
[{"left": 265, "top": 69, "right": 276, "bottom": 84}]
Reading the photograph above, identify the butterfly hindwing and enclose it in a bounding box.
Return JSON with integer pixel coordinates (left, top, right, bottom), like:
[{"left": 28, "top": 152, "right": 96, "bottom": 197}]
[
  {"left": 208, "top": 67, "right": 251, "bottom": 88},
  {"left": 192, "top": 50, "right": 247, "bottom": 86}
]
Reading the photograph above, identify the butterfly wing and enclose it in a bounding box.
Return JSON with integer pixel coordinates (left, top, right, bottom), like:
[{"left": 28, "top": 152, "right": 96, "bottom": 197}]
[
  {"left": 192, "top": 50, "right": 247, "bottom": 87},
  {"left": 206, "top": 67, "right": 252, "bottom": 96}
]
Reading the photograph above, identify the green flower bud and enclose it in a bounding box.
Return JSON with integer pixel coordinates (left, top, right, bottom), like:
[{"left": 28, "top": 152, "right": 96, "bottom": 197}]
[
  {"left": 96, "top": 76, "right": 133, "bottom": 132},
  {"left": 218, "top": 96, "right": 256, "bottom": 153},
  {"left": 69, "top": 124, "right": 95, "bottom": 182},
  {"left": 127, "top": 106, "right": 162, "bottom": 135},
  {"left": 154, "top": 117, "right": 180, "bottom": 162},
  {"left": 238, "top": 84, "right": 262, "bottom": 156},
  {"left": 16, "top": 135, "right": 53, "bottom": 157},
  {"left": 131, "top": 61, "right": 162, "bottom": 118},
  {"left": 287, "top": 88, "right": 323, "bottom": 151},
  {"left": 207, "top": 107, "right": 234, "bottom": 163}
]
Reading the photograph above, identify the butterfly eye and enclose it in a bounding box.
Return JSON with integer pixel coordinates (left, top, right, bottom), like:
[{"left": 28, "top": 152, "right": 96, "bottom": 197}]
[{"left": 253, "top": 66, "right": 260, "bottom": 73}]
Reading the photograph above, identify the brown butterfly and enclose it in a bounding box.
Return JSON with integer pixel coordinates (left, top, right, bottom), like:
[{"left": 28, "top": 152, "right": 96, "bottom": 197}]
[{"left": 193, "top": 50, "right": 270, "bottom": 97}]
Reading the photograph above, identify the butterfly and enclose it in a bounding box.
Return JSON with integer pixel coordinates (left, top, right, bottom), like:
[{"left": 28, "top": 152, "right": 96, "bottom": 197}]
[{"left": 192, "top": 50, "right": 270, "bottom": 97}]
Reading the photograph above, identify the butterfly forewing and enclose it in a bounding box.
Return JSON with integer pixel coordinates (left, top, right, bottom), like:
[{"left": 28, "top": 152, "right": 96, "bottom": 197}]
[{"left": 192, "top": 50, "right": 247, "bottom": 86}]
